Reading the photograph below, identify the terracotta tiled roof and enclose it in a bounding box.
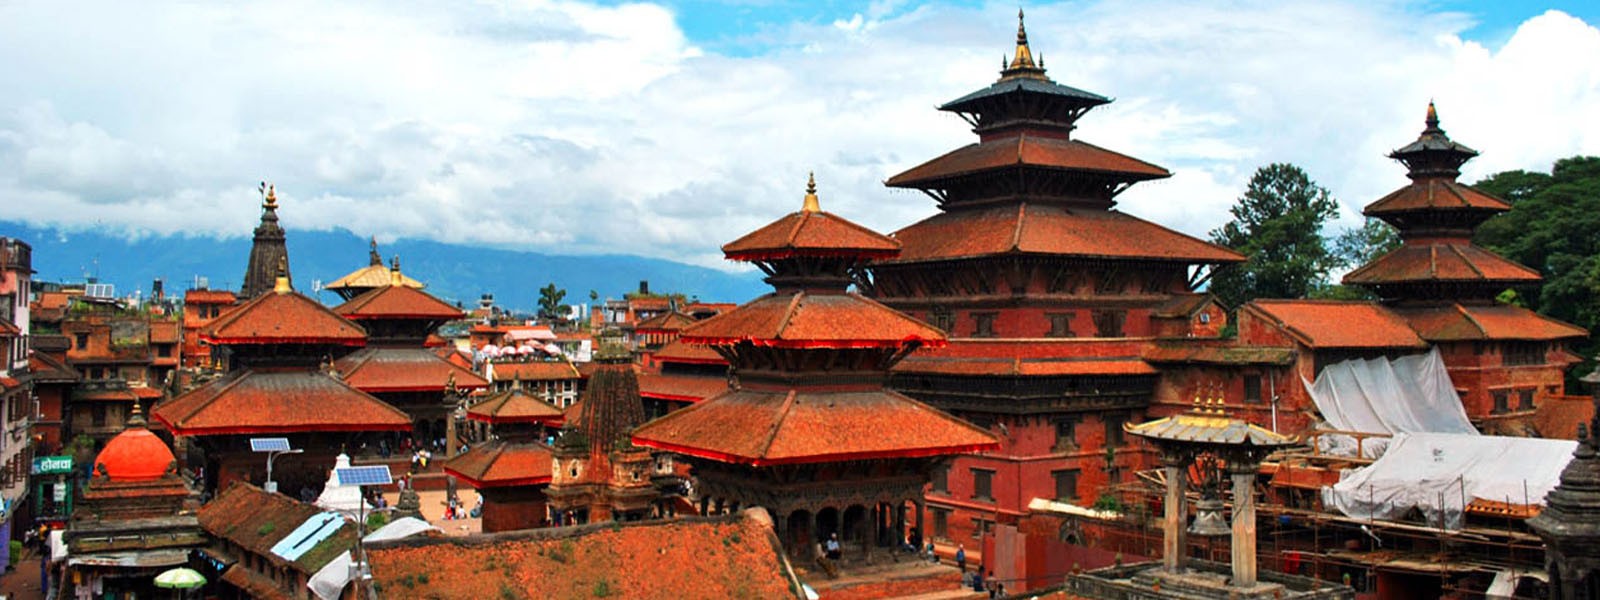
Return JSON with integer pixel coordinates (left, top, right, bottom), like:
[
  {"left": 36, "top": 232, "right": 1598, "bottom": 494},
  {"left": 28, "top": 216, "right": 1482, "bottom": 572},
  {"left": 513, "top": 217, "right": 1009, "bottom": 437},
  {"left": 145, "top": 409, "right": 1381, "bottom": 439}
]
[
  {"left": 366, "top": 512, "right": 794, "bottom": 599},
  {"left": 200, "top": 289, "right": 366, "bottom": 346},
  {"left": 638, "top": 372, "right": 728, "bottom": 403},
  {"left": 221, "top": 567, "right": 289, "bottom": 600},
  {"left": 324, "top": 264, "right": 423, "bottom": 292},
  {"left": 894, "top": 356, "right": 1157, "bottom": 376},
  {"left": 74, "top": 387, "right": 157, "bottom": 402},
  {"left": 183, "top": 289, "right": 237, "bottom": 304},
  {"left": 0, "top": 376, "right": 19, "bottom": 392},
  {"left": 1396, "top": 304, "right": 1587, "bottom": 342},
  {"left": 1344, "top": 242, "right": 1541, "bottom": 286},
  {"left": 433, "top": 345, "right": 474, "bottom": 369},
  {"left": 466, "top": 388, "right": 565, "bottom": 425},
  {"left": 28, "top": 352, "right": 78, "bottom": 383},
  {"left": 652, "top": 340, "right": 726, "bottom": 365},
  {"left": 883, "top": 203, "right": 1244, "bottom": 264},
  {"left": 1363, "top": 179, "right": 1509, "bottom": 215},
  {"left": 335, "top": 347, "right": 489, "bottom": 393},
  {"left": 1142, "top": 343, "right": 1295, "bottom": 365},
  {"left": 1245, "top": 300, "right": 1427, "bottom": 349},
  {"left": 722, "top": 210, "right": 901, "bottom": 261},
  {"left": 629, "top": 297, "right": 672, "bottom": 310},
  {"left": 148, "top": 320, "right": 180, "bottom": 343},
  {"left": 488, "top": 360, "right": 580, "bottom": 382},
  {"left": 632, "top": 388, "right": 997, "bottom": 465},
  {"left": 1151, "top": 293, "right": 1215, "bottom": 318},
  {"left": 443, "top": 441, "right": 554, "bottom": 488},
  {"left": 887, "top": 135, "right": 1169, "bottom": 187},
  {"left": 332, "top": 284, "right": 463, "bottom": 321},
  {"left": 152, "top": 370, "right": 410, "bottom": 436},
  {"left": 36, "top": 291, "right": 73, "bottom": 310},
  {"left": 634, "top": 310, "right": 698, "bottom": 334},
  {"left": 680, "top": 292, "right": 946, "bottom": 349},
  {"left": 0, "top": 320, "right": 19, "bottom": 337},
  {"left": 199, "top": 482, "right": 355, "bottom": 575}
]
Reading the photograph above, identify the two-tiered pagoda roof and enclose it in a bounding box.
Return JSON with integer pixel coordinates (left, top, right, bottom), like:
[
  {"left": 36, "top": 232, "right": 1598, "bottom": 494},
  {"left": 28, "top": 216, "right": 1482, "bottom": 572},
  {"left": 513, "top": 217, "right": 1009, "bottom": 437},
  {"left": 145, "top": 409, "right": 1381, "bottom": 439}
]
[
  {"left": 632, "top": 177, "right": 998, "bottom": 466},
  {"left": 154, "top": 269, "right": 410, "bottom": 436}
]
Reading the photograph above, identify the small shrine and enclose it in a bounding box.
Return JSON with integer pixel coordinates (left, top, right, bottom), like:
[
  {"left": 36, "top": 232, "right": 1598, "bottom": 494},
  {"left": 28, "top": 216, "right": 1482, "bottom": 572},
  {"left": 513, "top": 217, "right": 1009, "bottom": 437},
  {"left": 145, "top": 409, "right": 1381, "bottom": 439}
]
[
  {"left": 1070, "top": 390, "right": 1350, "bottom": 599},
  {"left": 62, "top": 403, "right": 204, "bottom": 599},
  {"left": 443, "top": 378, "right": 566, "bottom": 532},
  {"left": 1528, "top": 375, "right": 1600, "bottom": 599},
  {"left": 545, "top": 328, "right": 667, "bottom": 524}
]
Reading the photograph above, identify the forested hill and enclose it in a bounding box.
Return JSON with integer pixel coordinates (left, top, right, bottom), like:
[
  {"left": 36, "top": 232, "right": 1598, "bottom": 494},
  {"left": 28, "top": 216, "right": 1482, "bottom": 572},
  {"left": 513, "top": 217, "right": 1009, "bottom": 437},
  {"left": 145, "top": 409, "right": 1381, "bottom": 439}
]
[
  {"left": 1474, "top": 155, "right": 1600, "bottom": 366},
  {"left": 0, "top": 222, "right": 767, "bottom": 311}
]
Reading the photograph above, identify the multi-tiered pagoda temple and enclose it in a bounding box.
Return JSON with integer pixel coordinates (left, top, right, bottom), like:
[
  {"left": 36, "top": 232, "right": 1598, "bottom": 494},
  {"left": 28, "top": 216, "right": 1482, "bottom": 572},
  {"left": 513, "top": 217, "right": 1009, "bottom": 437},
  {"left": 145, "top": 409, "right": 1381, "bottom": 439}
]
[
  {"left": 633, "top": 176, "right": 998, "bottom": 560},
  {"left": 870, "top": 12, "right": 1242, "bottom": 544},
  {"left": 1344, "top": 103, "right": 1585, "bottom": 429}
]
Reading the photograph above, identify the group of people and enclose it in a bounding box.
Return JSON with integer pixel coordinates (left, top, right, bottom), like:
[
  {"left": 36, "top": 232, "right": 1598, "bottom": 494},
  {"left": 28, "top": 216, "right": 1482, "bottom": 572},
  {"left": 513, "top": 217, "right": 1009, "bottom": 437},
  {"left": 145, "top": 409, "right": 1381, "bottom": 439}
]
[{"left": 955, "top": 544, "right": 1007, "bottom": 599}]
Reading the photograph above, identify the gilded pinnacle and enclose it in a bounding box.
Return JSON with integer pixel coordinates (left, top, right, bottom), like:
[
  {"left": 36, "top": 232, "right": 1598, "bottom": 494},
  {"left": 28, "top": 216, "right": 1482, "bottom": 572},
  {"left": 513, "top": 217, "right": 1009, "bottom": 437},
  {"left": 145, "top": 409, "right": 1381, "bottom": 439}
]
[
  {"left": 273, "top": 255, "right": 291, "bottom": 293},
  {"left": 390, "top": 255, "right": 403, "bottom": 285},
  {"left": 802, "top": 172, "right": 821, "bottom": 213}
]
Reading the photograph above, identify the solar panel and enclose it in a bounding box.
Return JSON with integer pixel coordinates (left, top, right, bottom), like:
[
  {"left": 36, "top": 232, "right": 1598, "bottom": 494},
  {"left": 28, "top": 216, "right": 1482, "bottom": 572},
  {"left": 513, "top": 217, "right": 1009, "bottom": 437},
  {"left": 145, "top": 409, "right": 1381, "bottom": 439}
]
[
  {"left": 335, "top": 465, "right": 393, "bottom": 487},
  {"left": 250, "top": 438, "right": 292, "bottom": 452}
]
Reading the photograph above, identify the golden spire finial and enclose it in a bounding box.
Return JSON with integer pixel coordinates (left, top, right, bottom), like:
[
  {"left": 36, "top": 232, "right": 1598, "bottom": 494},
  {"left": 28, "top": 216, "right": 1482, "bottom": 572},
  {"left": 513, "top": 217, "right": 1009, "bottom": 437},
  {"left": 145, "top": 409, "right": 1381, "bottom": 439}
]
[
  {"left": 129, "top": 398, "right": 145, "bottom": 426},
  {"left": 1009, "top": 8, "right": 1035, "bottom": 70},
  {"left": 390, "top": 255, "right": 403, "bottom": 285},
  {"left": 273, "top": 256, "right": 291, "bottom": 293},
  {"left": 369, "top": 236, "right": 382, "bottom": 266},
  {"left": 264, "top": 183, "right": 277, "bottom": 208},
  {"left": 1425, "top": 99, "right": 1440, "bottom": 131},
  {"left": 801, "top": 172, "right": 821, "bottom": 213}
]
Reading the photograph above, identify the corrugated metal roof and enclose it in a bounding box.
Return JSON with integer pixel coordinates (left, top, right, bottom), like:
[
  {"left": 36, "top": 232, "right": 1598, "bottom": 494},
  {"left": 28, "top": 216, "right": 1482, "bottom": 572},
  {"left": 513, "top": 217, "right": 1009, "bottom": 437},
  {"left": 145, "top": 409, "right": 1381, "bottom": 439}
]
[{"left": 270, "top": 512, "right": 345, "bottom": 562}]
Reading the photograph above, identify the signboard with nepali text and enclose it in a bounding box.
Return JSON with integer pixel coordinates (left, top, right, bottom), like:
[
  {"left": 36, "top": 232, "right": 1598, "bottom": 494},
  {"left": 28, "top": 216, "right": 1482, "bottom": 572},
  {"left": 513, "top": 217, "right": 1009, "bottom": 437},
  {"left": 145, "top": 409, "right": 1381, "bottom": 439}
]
[{"left": 32, "top": 455, "right": 73, "bottom": 475}]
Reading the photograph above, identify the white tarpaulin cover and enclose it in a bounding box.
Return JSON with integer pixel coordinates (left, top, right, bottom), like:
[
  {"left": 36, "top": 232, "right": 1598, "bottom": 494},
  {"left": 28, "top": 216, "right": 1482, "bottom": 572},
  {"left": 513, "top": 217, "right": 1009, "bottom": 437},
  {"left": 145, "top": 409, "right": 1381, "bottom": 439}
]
[
  {"left": 1303, "top": 349, "right": 1477, "bottom": 456},
  {"left": 1305, "top": 348, "right": 1476, "bottom": 435},
  {"left": 307, "top": 517, "right": 438, "bottom": 600},
  {"left": 1323, "top": 432, "right": 1575, "bottom": 529}
]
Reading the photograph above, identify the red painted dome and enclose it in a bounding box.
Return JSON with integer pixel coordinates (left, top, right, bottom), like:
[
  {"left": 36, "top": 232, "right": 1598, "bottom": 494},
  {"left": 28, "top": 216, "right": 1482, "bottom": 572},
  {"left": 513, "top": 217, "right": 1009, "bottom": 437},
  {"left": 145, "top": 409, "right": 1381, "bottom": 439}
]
[{"left": 94, "top": 426, "right": 176, "bottom": 482}]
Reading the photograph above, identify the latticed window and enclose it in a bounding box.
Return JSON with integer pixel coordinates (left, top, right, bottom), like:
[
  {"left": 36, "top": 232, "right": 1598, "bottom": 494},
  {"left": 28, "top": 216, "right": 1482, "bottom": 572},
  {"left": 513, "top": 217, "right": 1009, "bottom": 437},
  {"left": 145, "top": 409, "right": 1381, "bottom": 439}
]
[
  {"left": 971, "top": 468, "right": 994, "bottom": 501},
  {"left": 971, "top": 312, "right": 997, "bottom": 337},
  {"left": 1092, "top": 310, "right": 1125, "bottom": 337},
  {"left": 932, "top": 508, "right": 949, "bottom": 540},
  {"left": 1492, "top": 390, "right": 1510, "bottom": 414},
  {"left": 1104, "top": 413, "right": 1126, "bottom": 448},
  {"left": 1519, "top": 388, "right": 1536, "bottom": 411},
  {"left": 1244, "top": 375, "right": 1262, "bottom": 404},
  {"left": 931, "top": 465, "right": 949, "bottom": 493},
  {"left": 1052, "top": 469, "right": 1080, "bottom": 503},
  {"left": 1503, "top": 342, "right": 1545, "bottom": 366},
  {"left": 1046, "top": 313, "right": 1074, "bottom": 338},
  {"left": 1053, "top": 418, "right": 1078, "bottom": 451}
]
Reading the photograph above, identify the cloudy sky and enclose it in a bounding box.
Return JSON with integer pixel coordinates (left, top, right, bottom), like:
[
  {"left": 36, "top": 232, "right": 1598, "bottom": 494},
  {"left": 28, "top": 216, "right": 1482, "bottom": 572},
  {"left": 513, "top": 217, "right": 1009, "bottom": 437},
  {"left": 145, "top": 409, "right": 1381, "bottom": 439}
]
[{"left": 2, "top": 0, "right": 1597, "bottom": 270}]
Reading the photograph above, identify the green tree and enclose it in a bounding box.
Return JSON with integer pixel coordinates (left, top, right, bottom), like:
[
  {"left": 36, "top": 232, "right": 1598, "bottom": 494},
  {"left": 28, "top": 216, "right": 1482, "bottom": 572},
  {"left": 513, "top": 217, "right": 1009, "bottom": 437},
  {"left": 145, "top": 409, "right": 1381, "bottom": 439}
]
[
  {"left": 1312, "top": 217, "right": 1402, "bottom": 300},
  {"left": 1208, "top": 163, "right": 1343, "bottom": 308},
  {"left": 537, "top": 283, "right": 568, "bottom": 322},
  {"left": 1473, "top": 156, "right": 1600, "bottom": 373}
]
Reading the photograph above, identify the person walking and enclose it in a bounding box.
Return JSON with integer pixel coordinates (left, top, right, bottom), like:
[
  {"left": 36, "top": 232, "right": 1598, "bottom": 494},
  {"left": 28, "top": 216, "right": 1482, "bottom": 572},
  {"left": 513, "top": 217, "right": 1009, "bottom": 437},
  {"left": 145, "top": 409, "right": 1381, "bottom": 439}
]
[{"left": 955, "top": 544, "right": 967, "bottom": 573}]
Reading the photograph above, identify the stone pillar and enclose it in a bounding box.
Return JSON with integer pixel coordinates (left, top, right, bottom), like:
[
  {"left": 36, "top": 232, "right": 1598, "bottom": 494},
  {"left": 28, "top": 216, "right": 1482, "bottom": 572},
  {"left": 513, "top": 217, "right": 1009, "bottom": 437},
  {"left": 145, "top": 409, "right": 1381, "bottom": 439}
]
[
  {"left": 1164, "top": 454, "right": 1190, "bottom": 572},
  {"left": 1230, "top": 462, "right": 1258, "bottom": 587},
  {"left": 1161, "top": 454, "right": 1189, "bottom": 572},
  {"left": 915, "top": 498, "right": 926, "bottom": 548}
]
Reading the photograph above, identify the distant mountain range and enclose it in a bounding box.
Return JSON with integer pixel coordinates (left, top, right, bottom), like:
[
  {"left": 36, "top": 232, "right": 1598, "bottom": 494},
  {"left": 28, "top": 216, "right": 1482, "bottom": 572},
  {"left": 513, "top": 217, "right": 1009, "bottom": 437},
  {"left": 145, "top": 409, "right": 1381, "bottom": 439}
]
[{"left": 0, "top": 222, "right": 767, "bottom": 311}]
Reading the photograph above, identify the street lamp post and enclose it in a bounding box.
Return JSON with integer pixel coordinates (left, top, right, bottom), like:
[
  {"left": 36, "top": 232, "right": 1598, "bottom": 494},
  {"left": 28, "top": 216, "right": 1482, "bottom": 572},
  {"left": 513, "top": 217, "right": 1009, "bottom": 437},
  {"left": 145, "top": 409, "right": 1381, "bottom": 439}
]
[{"left": 249, "top": 438, "right": 303, "bottom": 494}]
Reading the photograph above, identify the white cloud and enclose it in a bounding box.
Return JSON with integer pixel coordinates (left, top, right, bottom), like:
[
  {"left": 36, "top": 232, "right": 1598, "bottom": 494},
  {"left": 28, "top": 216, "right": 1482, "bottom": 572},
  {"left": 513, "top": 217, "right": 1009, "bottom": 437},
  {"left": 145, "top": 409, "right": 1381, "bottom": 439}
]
[{"left": 0, "top": 0, "right": 1597, "bottom": 271}]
